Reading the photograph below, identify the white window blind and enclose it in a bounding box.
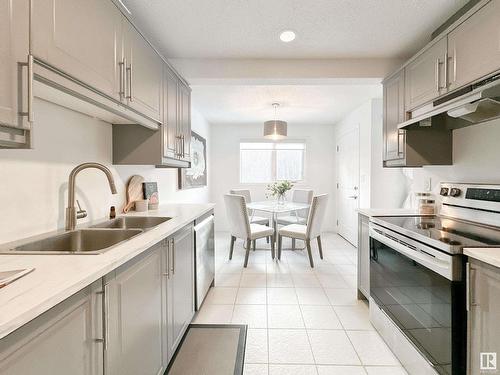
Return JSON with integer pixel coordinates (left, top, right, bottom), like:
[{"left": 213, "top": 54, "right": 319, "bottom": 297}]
[{"left": 240, "top": 141, "right": 305, "bottom": 183}]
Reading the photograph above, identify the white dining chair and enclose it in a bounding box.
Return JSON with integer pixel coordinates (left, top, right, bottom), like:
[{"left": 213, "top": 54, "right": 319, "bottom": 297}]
[
  {"left": 230, "top": 188, "right": 270, "bottom": 245},
  {"left": 224, "top": 194, "right": 275, "bottom": 267},
  {"left": 277, "top": 189, "right": 313, "bottom": 249},
  {"left": 277, "top": 194, "right": 329, "bottom": 268}
]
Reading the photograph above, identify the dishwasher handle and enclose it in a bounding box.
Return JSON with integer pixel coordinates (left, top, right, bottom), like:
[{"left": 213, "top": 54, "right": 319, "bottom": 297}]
[{"left": 194, "top": 215, "right": 214, "bottom": 232}]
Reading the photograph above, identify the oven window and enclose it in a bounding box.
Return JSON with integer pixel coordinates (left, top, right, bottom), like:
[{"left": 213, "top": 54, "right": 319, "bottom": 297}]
[{"left": 370, "top": 237, "right": 464, "bottom": 375}]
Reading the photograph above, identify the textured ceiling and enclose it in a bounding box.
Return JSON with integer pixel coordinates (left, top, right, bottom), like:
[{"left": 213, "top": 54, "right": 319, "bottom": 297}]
[
  {"left": 191, "top": 84, "right": 382, "bottom": 125},
  {"left": 123, "top": 0, "right": 468, "bottom": 59}
]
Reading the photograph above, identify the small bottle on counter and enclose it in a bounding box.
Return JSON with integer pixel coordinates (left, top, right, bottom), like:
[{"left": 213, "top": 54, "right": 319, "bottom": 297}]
[
  {"left": 109, "top": 206, "right": 116, "bottom": 219},
  {"left": 418, "top": 199, "right": 436, "bottom": 215}
]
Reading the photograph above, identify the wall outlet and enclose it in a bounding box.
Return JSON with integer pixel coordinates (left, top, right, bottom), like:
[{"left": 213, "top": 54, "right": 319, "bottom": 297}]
[{"left": 424, "top": 177, "right": 432, "bottom": 192}]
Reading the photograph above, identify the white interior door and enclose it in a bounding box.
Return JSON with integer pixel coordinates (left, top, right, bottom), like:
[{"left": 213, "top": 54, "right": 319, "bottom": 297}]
[{"left": 336, "top": 126, "right": 360, "bottom": 246}]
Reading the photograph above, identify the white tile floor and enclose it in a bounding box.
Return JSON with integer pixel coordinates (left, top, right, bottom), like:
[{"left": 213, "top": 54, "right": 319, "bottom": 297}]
[{"left": 194, "top": 232, "right": 408, "bottom": 375}]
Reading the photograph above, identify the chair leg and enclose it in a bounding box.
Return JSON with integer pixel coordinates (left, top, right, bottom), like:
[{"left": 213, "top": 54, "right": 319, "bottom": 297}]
[
  {"left": 244, "top": 239, "right": 251, "bottom": 267},
  {"left": 266, "top": 221, "right": 270, "bottom": 244},
  {"left": 278, "top": 235, "right": 283, "bottom": 260},
  {"left": 252, "top": 239, "right": 256, "bottom": 251},
  {"left": 306, "top": 240, "right": 314, "bottom": 268},
  {"left": 292, "top": 238, "right": 296, "bottom": 250},
  {"left": 270, "top": 237, "right": 275, "bottom": 259},
  {"left": 229, "top": 236, "right": 236, "bottom": 260},
  {"left": 317, "top": 236, "right": 324, "bottom": 260}
]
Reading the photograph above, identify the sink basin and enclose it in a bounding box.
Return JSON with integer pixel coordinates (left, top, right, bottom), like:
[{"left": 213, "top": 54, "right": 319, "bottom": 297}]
[
  {"left": 91, "top": 216, "right": 171, "bottom": 230},
  {"left": 7, "top": 229, "right": 143, "bottom": 254}
]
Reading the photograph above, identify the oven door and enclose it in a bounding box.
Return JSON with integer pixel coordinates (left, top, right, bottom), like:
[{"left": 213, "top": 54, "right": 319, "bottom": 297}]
[{"left": 369, "top": 223, "right": 466, "bottom": 375}]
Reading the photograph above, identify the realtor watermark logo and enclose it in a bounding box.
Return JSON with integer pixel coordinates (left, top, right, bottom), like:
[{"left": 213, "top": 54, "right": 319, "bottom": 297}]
[{"left": 481, "top": 352, "right": 497, "bottom": 371}]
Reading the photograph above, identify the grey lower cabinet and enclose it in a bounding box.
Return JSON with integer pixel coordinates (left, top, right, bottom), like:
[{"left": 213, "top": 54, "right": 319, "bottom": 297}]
[
  {"left": 468, "top": 259, "right": 500, "bottom": 375},
  {"left": 0, "top": 280, "right": 104, "bottom": 375},
  {"left": 0, "top": 225, "right": 195, "bottom": 375},
  {"left": 357, "top": 213, "right": 370, "bottom": 300},
  {"left": 104, "top": 243, "right": 165, "bottom": 375},
  {"left": 105, "top": 224, "right": 194, "bottom": 374},
  {"left": 0, "top": 0, "right": 31, "bottom": 148},
  {"left": 165, "top": 224, "right": 195, "bottom": 358}
]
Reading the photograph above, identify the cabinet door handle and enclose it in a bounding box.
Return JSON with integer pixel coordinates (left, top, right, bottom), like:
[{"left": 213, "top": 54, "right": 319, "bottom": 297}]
[
  {"left": 397, "top": 130, "right": 405, "bottom": 156},
  {"left": 443, "top": 52, "right": 448, "bottom": 89},
  {"left": 119, "top": 58, "right": 126, "bottom": 99},
  {"left": 27, "top": 54, "right": 34, "bottom": 123},
  {"left": 435, "top": 57, "right": 441, "bottom": 91},
  {"left": 170, "top": 238, "right": 175, "bottom": 275},
  {"left": 20, "top": 54, "right": 34, "bottom": 123},
  {"left": 164, "top": 239, "right": 170, "bottom": 279},
  {"left": 126, "top": 62, "right": 133, "bottom": 101},
  {"left": 103, "top": 283, "right": 109, "bottom": 350}
]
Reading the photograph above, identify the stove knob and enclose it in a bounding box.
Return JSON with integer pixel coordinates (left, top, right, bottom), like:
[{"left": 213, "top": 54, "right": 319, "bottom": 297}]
[
  {"left": 440, "top": 187, "right": 449, "bottom": 196},
  {"left": 450, "top": 188, "right": 462, "bottom": 197}
]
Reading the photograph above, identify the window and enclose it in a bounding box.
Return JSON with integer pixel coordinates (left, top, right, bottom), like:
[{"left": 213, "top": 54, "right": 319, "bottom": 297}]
[{"left": 240, "top": 141, "right": 305, "bottom": 183}]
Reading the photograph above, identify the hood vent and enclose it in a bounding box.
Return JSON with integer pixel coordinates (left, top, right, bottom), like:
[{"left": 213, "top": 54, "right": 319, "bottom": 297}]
[{"left": 398, "top": 74, "right": 500, "bottom": 130}]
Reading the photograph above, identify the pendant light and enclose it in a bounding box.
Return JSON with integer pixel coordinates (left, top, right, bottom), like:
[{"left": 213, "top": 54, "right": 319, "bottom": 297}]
[{"left": 263, "top": 103, "right": 287, "bottom": 140}]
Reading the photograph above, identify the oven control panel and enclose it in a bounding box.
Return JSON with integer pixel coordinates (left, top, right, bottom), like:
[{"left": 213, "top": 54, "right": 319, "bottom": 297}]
[
  {"left": 466, "top": 188, "right": 500, "bottom": 202},
  {"left": 440, "top": 183, "right": 500, "bottom": 226}
]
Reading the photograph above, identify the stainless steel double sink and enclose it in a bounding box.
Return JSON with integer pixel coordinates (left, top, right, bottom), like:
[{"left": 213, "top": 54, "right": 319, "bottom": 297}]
[{"left": 2, "top": 217, "right": 171, "bottom": 255}]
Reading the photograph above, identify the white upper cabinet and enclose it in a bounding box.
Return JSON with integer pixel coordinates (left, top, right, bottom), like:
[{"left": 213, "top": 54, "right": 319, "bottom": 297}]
[
  {"left": 122, "top": 20, "right": 163, "bottom": 122},
  {"left": 0, "top": 0, "right": 29, "bottom": 131},
  {"left": 447, "top": 0, "right": 500, "bottom": 91},
  {"left": 31, "top": 0, "right": 122, "bottom": 100},
  {"left": 405, "top": 37, "right": 447, "bottom": 111}
]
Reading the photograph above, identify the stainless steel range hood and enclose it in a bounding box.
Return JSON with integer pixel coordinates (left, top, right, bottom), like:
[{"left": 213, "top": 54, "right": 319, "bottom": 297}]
[{"left": 398, "top": 74, "right": 500, "bottom": 130}]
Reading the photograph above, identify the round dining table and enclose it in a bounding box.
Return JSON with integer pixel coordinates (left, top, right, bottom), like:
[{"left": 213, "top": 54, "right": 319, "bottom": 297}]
[{"left": 246, "top": 200, "right": 310, "bottom": 244}]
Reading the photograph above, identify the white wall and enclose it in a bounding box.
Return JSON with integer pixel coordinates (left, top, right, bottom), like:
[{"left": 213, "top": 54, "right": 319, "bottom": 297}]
[
  {"left": 209, "top": 123, "right": 336, "bottom": 232},
  {"left": 334, "top": 98, "right": 407, "bottom": 210},
  {"left": 0, "top": 99, "right": 210, "bottom": 244},
  {"left": 406, "top": 117, "right": 500, "bottom": 198}
]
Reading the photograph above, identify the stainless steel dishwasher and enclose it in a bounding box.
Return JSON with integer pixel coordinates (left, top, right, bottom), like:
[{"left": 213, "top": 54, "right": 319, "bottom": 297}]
[{"left": 194, "top": 211, "right": 215, "bottom": 310}]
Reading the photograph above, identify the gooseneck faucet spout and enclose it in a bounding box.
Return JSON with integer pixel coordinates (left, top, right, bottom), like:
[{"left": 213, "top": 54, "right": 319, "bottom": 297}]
[{"left": 65, "top": 162, "right": 118, "bottom": 231}]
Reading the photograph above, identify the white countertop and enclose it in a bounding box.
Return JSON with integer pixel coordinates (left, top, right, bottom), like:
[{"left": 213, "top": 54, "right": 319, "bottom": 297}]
[
  {"left": 357, "top": 208, "right": 420, "bottom": 217},
  {"left": 0, "top": 203, "right": 214, "bottom": 340},
  {"left": 464, "top": 248, "right": 500, "bottom": 269}
]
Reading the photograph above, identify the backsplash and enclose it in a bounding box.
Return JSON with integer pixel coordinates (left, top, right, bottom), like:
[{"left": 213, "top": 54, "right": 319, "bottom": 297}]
[
  {"left": 405, "top": 117, "right": 500, "bottom": 203},
  {"left": 0, "top": 99, "right": 210, "bottom": 244}
]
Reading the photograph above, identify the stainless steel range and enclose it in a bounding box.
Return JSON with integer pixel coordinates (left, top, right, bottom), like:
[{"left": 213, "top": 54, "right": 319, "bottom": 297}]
[{"left": 369, "top": 183, "right": 500, "bottom": 375}]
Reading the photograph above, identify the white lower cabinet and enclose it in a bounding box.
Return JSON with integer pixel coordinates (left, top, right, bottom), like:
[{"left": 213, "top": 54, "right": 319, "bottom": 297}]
[{"left": 0, "top": 280, "right": 104, "bottom": 375}]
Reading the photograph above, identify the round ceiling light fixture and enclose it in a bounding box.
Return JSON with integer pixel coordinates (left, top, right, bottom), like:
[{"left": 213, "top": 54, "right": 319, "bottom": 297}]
[
  {"left": 279, "top": 30, "right": 296, "bottom": 43},
  {"left": 264, "top": 103, "right": 287, "bottom": 140}
]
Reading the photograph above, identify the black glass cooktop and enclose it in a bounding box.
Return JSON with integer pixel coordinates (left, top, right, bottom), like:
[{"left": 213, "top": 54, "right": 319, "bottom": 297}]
[{"left": 374, "top": 216, "right": 500, "bottom": 251}]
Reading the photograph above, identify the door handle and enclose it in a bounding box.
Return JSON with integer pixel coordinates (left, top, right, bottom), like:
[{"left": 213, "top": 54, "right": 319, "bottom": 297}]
[{"left": 348, "top": 195, "right": 358, "bottom": 199}]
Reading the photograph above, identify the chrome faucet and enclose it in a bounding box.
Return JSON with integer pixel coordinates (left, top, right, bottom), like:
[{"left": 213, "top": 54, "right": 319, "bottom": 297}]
[{"left": 65, "top": 162, "right": 117, "bottom": 230}]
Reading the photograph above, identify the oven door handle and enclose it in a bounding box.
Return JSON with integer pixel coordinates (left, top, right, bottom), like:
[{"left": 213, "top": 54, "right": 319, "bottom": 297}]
[{"left": 370, "top": 228, "right": 454, "bottom": 280}]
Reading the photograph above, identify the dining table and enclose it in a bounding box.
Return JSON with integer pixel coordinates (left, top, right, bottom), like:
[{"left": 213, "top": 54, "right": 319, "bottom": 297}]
[{"left": 246, "top": 200, "right": 310, "bottom": 244}]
